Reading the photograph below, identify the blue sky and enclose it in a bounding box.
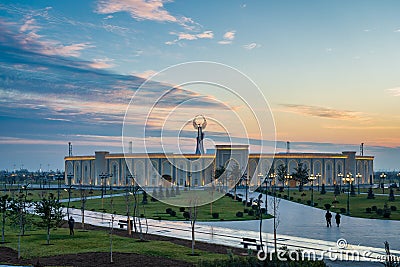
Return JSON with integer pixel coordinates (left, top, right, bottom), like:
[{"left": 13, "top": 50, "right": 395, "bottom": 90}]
[{"left": 1, "top": 0, "right": 400, "bottom": 171}]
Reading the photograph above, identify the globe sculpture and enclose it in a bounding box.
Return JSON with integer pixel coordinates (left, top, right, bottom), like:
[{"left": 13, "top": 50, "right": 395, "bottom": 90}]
[{"left": 193, "top": 115, "right": 207, "bottom": 155}]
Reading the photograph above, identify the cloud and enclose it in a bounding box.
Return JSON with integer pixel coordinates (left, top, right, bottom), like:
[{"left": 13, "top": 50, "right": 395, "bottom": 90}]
[
  {"left": 166, "top": 30, "right": 213, "bottom": 44},
  {"left": 96, "top": 0, "right": 200, "bottom": 30},
  {"left": 133, "top": 69, "right": 157, "bottom": 79},
  {"left": 385, "top": 87, "right": 400, "bottom": 96},
  {"left": 243, "top": 42, "right": 261, "bottom": 50},
  {"left": 394, "top": 28, "right": 400, "bottom": 33},
  {"left": 218, "top": 30, "right": 236, "bottom": 45},
  {"left": 279, "top": 104, "right": 367, "bottom": 121},
  {"left": 89, "top": 58, "right": 115, "bottom": 69}
]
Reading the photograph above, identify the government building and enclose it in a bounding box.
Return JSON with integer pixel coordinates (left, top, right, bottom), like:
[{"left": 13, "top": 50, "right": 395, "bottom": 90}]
[{"left": 64, "top": 145, "right": 374, "bottom": 190}]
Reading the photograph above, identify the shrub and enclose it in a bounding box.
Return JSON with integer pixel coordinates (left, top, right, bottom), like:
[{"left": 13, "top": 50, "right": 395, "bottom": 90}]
[
  {"left": 366, "top": 207, "right": 372, "bottom": 213},
  {"left": 166, "top": 208, "right": 172, "bottom": 214},
  {"left": 367, "top": 187, "right": 375, "bottom": 199},
  {"left": 332, "top": 200, "right": 339, "bottom": 204},
  {"left": 244, "top": 208, "right": 249, "bottom": 213},
  {"left": 390, "top": 206, "right": 397, "bottom": 211},
  {"left": 340, "top": 208, "right": 346, "bottom": 214},
  {"left": 372, "top": 205, "right": 377, "bottom": 211},
  {"left": 251, "top": 204, "right": 258, "bottom": 210},
  {"left": 248, "top": 210, "right": 255, "bottom": 216},
  {"left": 212, "top": 212, "right": 219, "bottom": 219},
  {"left": 376, "top": 209, "right": 383, "bottom": 215},
  {"left": 169, "top": 210, "right": 176, "bottom": 217},
  {"left": 324, "top": 204, "right": 331, "bottom": 210},
  {"left": 306, "top": 200, "right": 311, "bottom": 206},
  {"left": 179, "top": 207, "right": 185, "bottom": 212},
  {"left": 183, "top": 211, "right": 190, "bottom": 220},
  {"left": 292, "top": 192, "right": 296, "bottom": 195},
  {"left": 277, "top": 194, "right": 282, "bottom": 198},
  {"left": 297, "top": 198, "right": 302, "bottom": 203},
  {"left": 290, "top": 196, "right": 294, "bottom": 201},
  {"left": 301, "top": 193, "right": 306, "bottom": 197},
  {"left": 236, "top": 211, "right": 243, "bottom": 218},
  {"left": 246, "top": 202, "right": 252, "bottom": 207},
  {"left": 283, "top": 195, "right": 288, "bottom": 199},
  {"left": 90, "top": 208, "right": 95, "bottom": 211},
  {"left": 314, "top": 202, "right": 318, "bottom": 207},
  {"left": 267, "top": 192, "right": 272, "bottom": 195}
]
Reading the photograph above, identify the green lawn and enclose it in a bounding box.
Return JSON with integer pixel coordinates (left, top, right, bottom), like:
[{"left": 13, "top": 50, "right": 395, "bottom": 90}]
[
  {"left": 274, "top": 188, "right": 400, "bottom": 220},
  {"left": 0, "top": 226, "right": 228, "bottom": 264},
  {"left": 70, "top": 193, "right": 272, "bottom": 221}
]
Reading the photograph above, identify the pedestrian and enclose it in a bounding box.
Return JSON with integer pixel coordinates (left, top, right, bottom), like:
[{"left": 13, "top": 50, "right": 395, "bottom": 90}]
[
  {"left": 335, "top": 213, "right": 341, "bottom": 227},
  {"left": 68, "top": 216, "right": 75, "bottom": 236},
  {"left": 325, "top": 211, "right": 332, "bottom": 227}
]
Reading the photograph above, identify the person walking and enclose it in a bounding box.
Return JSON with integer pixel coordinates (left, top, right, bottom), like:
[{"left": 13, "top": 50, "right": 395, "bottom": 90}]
[
  {"left": 68, "top": 216, "right": 75, "bottom": 236},
  {"left": 325, "top": 211, "right": 332, "bottom": 227},
  {"left": 335, "top": 213, "right": 341, "bottom": 227}
]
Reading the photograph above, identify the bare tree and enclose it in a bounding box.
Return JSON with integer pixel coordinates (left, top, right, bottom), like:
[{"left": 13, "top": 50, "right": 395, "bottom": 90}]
[
  {"left": 269, "top": 185, "right": 281, "bottom": 255},
  {"left": 35, "top": 193, "right": 63, "bottom": 245}
]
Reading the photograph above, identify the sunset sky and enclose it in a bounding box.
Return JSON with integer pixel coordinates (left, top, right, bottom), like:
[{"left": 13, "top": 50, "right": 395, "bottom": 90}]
[{"left": 1, "top": 0, "right": 400, "bottom": 170}]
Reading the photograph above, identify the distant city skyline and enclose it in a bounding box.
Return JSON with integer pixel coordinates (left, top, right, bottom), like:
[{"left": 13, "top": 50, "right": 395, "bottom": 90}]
[{"left": 0, "top": 0, "right": 400, "bottom": 170}]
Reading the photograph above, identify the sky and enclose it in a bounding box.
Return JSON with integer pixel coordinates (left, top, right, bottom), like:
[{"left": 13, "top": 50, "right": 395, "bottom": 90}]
[{"left": 0, "top": 0, "right": 400, "bottom": 171}]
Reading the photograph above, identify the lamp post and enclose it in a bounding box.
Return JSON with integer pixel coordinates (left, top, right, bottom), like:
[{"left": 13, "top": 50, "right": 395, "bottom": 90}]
[
  {"left": 342, "top": 173, "right": 354, "bottom": 216},
  {"left": 64, "top": 185, "right": 72, "bottom": 219},
  {"left": 380, "top": 173, "right": 386, "bottom": 194},
  {"left": 356, "top": 173, "right": 362, "bottom": 195},
  {"left": 316, "top": 173, "right": 321, "bottom": 192},
  {"left": 99, "top": 173, "right": 109, "bottom": 211},
  {"left": 284, "top": 173, "right": 292, "bottom": 199},
  {"left": 338, "top": 172, "right": 343, "bottom": 192},
  {"left": 308, "top": 174, "right": 316, "bottom": 206}
]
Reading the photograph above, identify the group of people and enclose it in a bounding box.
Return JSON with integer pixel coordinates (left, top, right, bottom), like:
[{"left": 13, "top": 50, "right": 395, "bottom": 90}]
[{"left": 325, "top": 211, "right": 341, "bottom": 227}]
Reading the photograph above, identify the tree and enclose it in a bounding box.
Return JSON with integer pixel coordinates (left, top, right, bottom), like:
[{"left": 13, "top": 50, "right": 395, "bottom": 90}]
[
  {"left": 292, "top": 163, "right": 309, "bottom": 192},
  {"left": 0, "top": 195, "right": 11, "bottom": 243},
  {"left": 334, "top": 185, "right": 341, "bottom": 196},
  {"left": 215, "top": 165, "right": 226, "bottom": 192},
  {"left": 9, "top": 188, "right": 33, "bottom": 236},
  {"left": 367, "top": 187, "right": 375, "bottom": 199},
  {"left": 320, "top": 184, "right": 326, "bottom": 194},
  {"left": 276, "top": 164, "right": 287, "bottom": 188},
  {"left": 35, "top": 193, "right": 63, "bottom": 245},
  {"left": 389, "top": 188, "right": 395, "bottom": 202},
  {"left": 229, "top": 162, "right": 242, "bottom": 200}
]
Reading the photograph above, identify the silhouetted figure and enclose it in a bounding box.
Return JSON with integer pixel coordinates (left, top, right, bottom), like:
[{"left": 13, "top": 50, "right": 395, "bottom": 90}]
[
  {"left": 68, "top": 216, "right": 75, "bottom": 236},
  {"left": 325, "top": 211, "right": 332, "bottom": 227},
  {"left": 335, "top": 213, "right": 341, "bottom": 227}
]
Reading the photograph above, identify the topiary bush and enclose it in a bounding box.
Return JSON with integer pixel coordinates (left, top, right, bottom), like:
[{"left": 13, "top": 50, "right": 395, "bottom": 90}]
[
  {"left": 290, "top": 196, "right": 294, "bottom": 201},
  {"left": 340, "top": 208, "right": 346, "bottom": 213},
  {"left": 236, "top": 211, "right": 243, "bottom": 218},
  {"left": 277, "top": 194, "right": 282, "bottom": 198},
  {"left": 324, "top": 203, "right": 331, "bottom": 210},
  {"left": 297, "top": 198, "right": 302, "bottom": 203},
  {"left": 372, "top": 205, "right": 377, "bottom": 211},
  {"left": 283, "top": 195, "right": 288, "bottom": 199},
  {"left": 376, "top": 209, "right": 383, "bottom": 216},
  {"left": 166, "top": 208, "right": 172, "bottom": 214},
  {"left": 314, "top": 202, "right": 318, "bottom": 207},
  {"left": 183, "top": 211, "right": 190, "bottom": 220},
  {"left": 244, "top": 208, "right": 249, "bottom": 213},
  {"left": 390, "top": 206, "right": 397, "bottom": 211},
  {"left": 366, "top": 207, "right": 372, "bottom": 213},
  {"left": 306, "top": 200, "right": 311, "bottom": 206},
  {"left": 212, "top": 212, "right": 219, "bottom": 219},
  {"left": 179, "top": 207, "right": 185, "bottom": 212},
  {"left": 248, "top": 210, "right": 255, "bottom": 216},
  {"left": 169, "top": 210, "right": 176, "bottom": 217}
]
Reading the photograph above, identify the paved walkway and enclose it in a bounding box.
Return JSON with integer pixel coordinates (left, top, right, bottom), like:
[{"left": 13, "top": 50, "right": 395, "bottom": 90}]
[{"left": 64, "top": 189, "right": 400, "bottom": 265}]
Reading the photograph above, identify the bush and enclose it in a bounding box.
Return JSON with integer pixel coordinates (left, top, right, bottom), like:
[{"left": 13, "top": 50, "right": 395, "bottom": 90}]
[
  {"left": 267, "top": 191, "right": 272, "bottom": 195},
  {"left": 169, "top": 210, "right": 176, "bottom": 217},
  {"left": 372, "top": 205, "right": 377, "bottom": 211},
  {"left": 306, "top": 200, "right": 311, "bottom": 205},
  {"left": 366, "top": 207, "right": 372, "bottom": 213},
  {"left": 236, "top": 211, "right": 243, "bottom": 218},
  {"left": 301, "top": 193, "right": 306, "bottom": 197},
  {"left": 251, "top": 204, "right": 258, "bottom": 210},
  {"left": 297, "top": 198, "right": 302, "bottom": 203},
  {"left": 90, "top": 208, "right": 95, "bottom": 211},
  {"left": 324, "top": 204, "right": 331, "bottom": 210},
  {"left": 332, "top": 200, "right": 339, "bottom": 204},
  {"left": 166, "top": 208, "right": 172, "bottom": 214},
  {"left": 179, "top": 207, "right": 185, "bottom": 212},
  {"left": 212, "top": 212, "right": 219, "bottom": 219},
  {"left": 283, "top": 195, "right": 288, "bottom": 199},
  {"left": 290, "top": 196, "right": 294, "bottom": 201},
  {"left": 248, "top": 210, "right": 255, "bottom": 216},
  {"left": 390, "top": 206, "right": 397, "bottom": 211},
  {"left": 244, "top": 208, "right": 249, "bottom": 213},
  {"left": 183, "top": 211, "right": 190, "bottom": 220},
  {"left": 340, "top": 208, "right": 346, "bottom": 214},
  {"left": 246, "top": 202, "right": 252, "bottom": 207},
  {"left": 260, "top": 208, "right": 266, "bottom": 214},
  {"left": 314, "top": 202, "right": 318, "bottom": 207},
  {"left": 376, "top": 209, "right": 383, "bottom": 215}
]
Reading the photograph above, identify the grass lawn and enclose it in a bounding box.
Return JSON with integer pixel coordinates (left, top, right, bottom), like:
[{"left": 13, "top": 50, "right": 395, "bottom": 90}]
[
  {"left": 0, "top": 226, "right": 228, "bottom": 264},
  {"left": 70, "top": 193, "right": 272, "bottom": 221},
  {"left": 274, "top": 188, "right": 400, "bottom": 220},
  {"left": 0, "top": 188, "right": 103, "bottom": 202}
]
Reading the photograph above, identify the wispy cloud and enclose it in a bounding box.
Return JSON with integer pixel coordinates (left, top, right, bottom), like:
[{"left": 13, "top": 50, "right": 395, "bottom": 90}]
[
  {"left": 96, "top": 0, "right": 200, "bottom": 30},
  {"left": 166, "top": 30, "right": 213, "bottom": 45},
  {"left": 133, "top": 70, "right": 157, "bottom": 79},
  {"left": 385, "top": 87, "right": 400, "bottom": 96},
  {"left": 279, "top": 104, "right": 367, "bottom": 121},
  {"left": 89, "top": 58, "right": 116, "bottom": 69},
  {"left": 218, "top": 30, "right": 236, "bottom": 45},
  {"left": 243, "top": 42, "right": 261, "bottom": 50}
]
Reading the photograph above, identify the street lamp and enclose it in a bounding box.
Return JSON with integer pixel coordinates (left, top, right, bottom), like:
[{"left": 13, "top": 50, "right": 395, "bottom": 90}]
[
  {"left": 99, "top": 173, "right": 109, "bottom": 211},
  {"left": 337, "top": 172, "right": 344, "bottom": 192},
  {"left": 316, "top": 173, "right": 321, "bottom": 192},
  {"left": 380, "top": 173, "right": 387, "bottom": 194},
  {"left": 308, "top": 174, "right": 316, "bottom": 206},
  {"left": 356, "top": 173, "right": 362, "bottom": 195},
  {"left": 64, "top": 185, "right": 72, "bottom": 219},
  {"left": 342, "top": 173, "right": 354, "bottom": 216},
  {"left": 284, "top": 173, "right": 292, "bottom": 199}
]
